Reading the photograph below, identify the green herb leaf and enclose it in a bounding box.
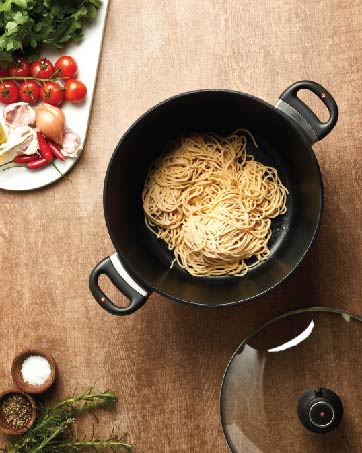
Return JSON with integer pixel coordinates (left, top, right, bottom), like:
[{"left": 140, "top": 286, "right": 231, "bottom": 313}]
[
  {"left": 0, "top": 0, "right": 102, "bottom": 62},
  {"left": 14, "top": 0, "right": 28, "bottom": 7},
  {"left": 0, "top": 50, "right": 13, "bottom": 68}
]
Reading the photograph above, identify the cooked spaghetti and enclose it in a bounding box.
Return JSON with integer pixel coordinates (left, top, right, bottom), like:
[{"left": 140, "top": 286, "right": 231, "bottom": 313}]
[{"left": 142, "top": 130, "right": 288, "bottom": 276}]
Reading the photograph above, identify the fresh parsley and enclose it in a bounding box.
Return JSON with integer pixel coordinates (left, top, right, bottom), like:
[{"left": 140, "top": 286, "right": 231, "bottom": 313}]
[{"left": 0, "top": 0, "right": 102, "bottom": 67}]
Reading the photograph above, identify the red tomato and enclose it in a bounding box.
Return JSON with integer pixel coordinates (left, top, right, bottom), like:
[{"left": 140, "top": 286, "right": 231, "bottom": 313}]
[
  {"left": 0, "top": 68, "right": 8, "bottom": 77},
  {"left": 40, "top": 81, "right": 64, "bottom": 106},
  {"left": 0, "top": 81, "right": 19, "bottom": 104},
  {"left": 9, "top": 57, "right": 31, "bottom": 77},
  {"left": 30, "top": 58, "right": 54, "bottom": 79},
  {"left": 54, "top": 56, "right": 78, "bottom": 78},
  {"left": 19, "top": 80, "right": 40, "bottom": 104},
  {"left": 64, "top": 79, "right": 87, "bottom": 102}
]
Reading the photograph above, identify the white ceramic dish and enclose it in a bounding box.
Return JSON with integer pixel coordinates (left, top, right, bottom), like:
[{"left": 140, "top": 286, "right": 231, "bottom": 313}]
[{"left": 0, "top": 0, "right": 109, "bottom": 191}]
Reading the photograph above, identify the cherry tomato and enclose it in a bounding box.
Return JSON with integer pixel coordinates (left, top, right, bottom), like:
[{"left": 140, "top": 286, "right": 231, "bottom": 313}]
[
  {"left": 19, "top": 80, "right": 40, "bottom": 104},
  {"left": 0, "top": 68, "right": 8, "bottom": 77},
  {"left": 65, "top": 79, "right": 87, "bottom": 103},
  {"left": 0, "top": 81, "right": 19, "bottom": 104},
  {"left": 54, "top": 56, "right": 78, "bottom": 78},
  {"left": 9, "top": 57, "right": 31, "bottom": 78},
  {"left": 39, "top": 81, "right": 64, "bottom": 106},
  {"left": 30, "top": 57, "right": 54, "bottom": 79}
]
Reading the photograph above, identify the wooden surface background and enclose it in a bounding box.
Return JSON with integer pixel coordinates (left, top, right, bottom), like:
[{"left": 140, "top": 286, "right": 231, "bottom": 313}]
[{"left": 1, "top": 0, "right": 362, "bottom": 451}]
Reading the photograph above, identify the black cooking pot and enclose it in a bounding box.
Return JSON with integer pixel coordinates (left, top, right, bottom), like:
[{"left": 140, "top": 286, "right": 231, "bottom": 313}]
[{"left": 89, "top": 81, "right": 338, "bottom": 316}]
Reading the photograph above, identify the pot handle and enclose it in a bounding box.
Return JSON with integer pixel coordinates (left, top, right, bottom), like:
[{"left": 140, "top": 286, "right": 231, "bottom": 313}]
[
  {"left": 89, "top": 253, "right": 151, "bottom": 316},
  {"left": 276, "top": 81, "right": 338, "bottom": 144}
]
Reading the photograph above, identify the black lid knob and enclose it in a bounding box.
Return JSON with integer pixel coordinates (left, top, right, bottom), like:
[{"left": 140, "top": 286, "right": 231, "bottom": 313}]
[{"left": 297, "top": 388, "right": 343, "bottom": 433}]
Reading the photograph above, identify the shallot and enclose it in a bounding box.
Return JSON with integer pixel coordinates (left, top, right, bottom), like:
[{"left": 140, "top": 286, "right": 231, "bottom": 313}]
[{"left": 35, "top": 104, "right": 65, "bottom": 145}]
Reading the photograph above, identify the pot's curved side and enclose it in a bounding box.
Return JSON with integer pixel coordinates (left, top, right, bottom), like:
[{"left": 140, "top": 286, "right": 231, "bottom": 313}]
[{"left": 89, "top": 81, "right": 338, "bottom": 316}]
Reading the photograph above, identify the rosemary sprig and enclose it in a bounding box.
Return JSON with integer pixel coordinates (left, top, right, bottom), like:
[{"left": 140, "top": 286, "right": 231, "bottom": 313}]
[
  {"left": 56, "top": 389, "right": 117, "bottom": 415},
  {"left": 0, "top": 389, "right": 133, "bottom": 452}
]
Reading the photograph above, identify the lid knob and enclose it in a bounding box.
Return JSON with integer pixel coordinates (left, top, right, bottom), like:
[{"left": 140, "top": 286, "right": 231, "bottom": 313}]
[{"left": 297, "top": 388, "right": 343, "bottom": 433}]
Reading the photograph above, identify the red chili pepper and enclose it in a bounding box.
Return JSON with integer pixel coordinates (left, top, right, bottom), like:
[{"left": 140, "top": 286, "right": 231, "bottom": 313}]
[
  {"left": 27, "top": 157, "right": 49, "bottom": 169},
  {"left": 14, "top": 153, "right": 41, "bottom": 164},
  {"left": 36, "top": 131, "right": 53, "bottom": 162},
  {"left": 47, "top": 140, "right": 65, "bottom": 161}
]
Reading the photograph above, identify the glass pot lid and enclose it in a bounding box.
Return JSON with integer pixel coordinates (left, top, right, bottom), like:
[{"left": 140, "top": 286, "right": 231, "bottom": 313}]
[{"left": 220, "top": 307, "right": 362, "bottom": 453}]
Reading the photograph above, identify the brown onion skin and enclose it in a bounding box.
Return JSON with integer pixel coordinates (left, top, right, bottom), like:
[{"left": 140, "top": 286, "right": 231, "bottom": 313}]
[{"left": 35, "top": 104, "right": 65, "bottom": 145}]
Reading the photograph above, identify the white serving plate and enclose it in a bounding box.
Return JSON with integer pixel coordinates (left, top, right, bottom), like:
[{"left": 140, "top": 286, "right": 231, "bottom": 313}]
[{"left": 0, "top": 0, "right": 109, "bottom": 191}]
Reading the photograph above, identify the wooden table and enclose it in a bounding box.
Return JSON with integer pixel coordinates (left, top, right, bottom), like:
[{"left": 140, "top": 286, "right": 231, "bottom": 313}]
[{"left": 1, "top": 0, "right": 361, "bottom": 451}]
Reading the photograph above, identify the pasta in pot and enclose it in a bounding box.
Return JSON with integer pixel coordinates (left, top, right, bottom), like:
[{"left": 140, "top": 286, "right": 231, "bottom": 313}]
[{"left": 142, "top": 130, "right": 288, "bottom": 277}]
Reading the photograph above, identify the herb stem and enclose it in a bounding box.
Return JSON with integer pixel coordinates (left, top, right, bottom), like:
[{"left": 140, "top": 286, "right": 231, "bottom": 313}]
[{"left": 53, "top": 440, "right": 134, "bottom": 450}]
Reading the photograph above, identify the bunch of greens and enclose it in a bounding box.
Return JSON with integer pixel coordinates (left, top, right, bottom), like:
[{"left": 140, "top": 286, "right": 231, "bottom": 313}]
[
  {"left": 0, "top": 389, "right": 133, "bottom": 452},
  {"left": 0, "top": 0, "right": 102, "bottom": 67}
]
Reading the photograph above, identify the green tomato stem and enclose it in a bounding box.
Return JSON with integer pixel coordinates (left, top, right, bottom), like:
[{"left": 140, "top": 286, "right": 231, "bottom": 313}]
[{"left": 0, "top": 76, "right": 69, "bottom": 83}]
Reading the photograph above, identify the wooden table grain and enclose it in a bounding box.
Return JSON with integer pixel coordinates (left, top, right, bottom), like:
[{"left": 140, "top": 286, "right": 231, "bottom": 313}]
[{"left": 1, "top": 0, "right": 362, "bottom": 451}]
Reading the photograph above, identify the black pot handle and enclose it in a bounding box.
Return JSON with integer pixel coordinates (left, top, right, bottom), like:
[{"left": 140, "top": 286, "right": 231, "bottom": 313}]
[
  {"left": 276, "top": 81, "right": 338, "bottom": 143},
  {"left": 89, "top": 254, "right": 151, "bottom": 316}
]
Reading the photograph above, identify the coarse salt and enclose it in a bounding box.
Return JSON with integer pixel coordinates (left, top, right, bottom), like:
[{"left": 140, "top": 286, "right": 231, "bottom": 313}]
[{"left": 21, "top": 355, "right": 51, "bottom": 386}]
